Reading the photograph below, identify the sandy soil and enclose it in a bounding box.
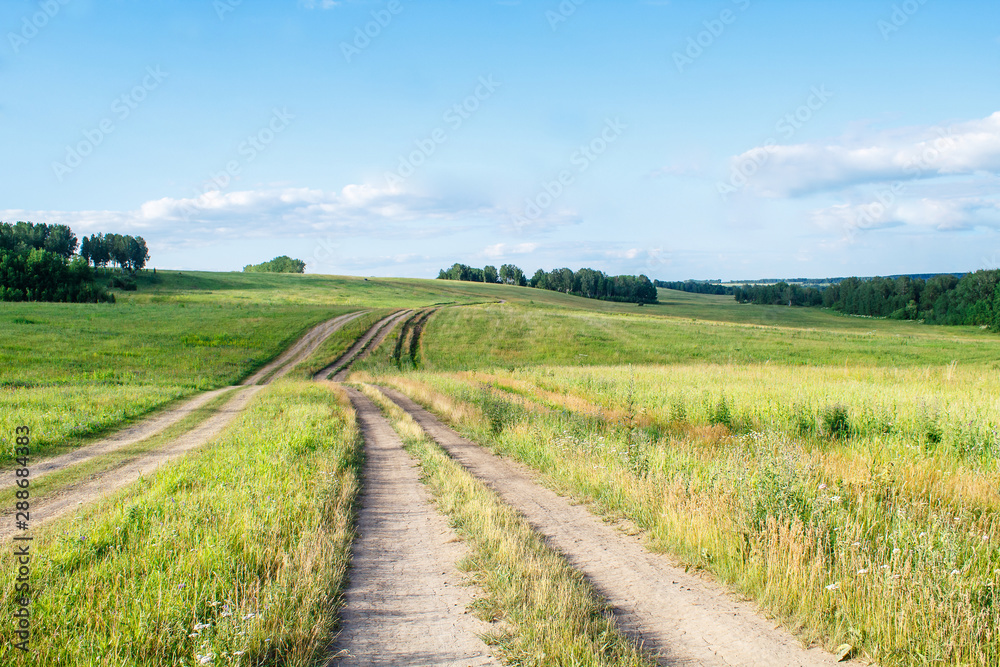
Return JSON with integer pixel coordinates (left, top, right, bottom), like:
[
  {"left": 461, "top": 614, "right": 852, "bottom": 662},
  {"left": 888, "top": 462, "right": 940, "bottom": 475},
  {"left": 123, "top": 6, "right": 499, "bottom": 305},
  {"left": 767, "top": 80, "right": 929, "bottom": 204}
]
[
  {"left": 379, "top": 386, "right": 857, "bottom": 667},
  {"left": 327, "top": 386, "right": 498, "bottom": 666}
]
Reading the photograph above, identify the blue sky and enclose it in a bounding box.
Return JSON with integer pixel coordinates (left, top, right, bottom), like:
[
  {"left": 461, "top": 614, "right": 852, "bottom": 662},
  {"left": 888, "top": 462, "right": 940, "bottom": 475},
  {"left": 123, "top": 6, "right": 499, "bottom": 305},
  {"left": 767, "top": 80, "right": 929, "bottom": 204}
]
[{"left": 2, "top": 0, "right": 999, "bottom": 280}]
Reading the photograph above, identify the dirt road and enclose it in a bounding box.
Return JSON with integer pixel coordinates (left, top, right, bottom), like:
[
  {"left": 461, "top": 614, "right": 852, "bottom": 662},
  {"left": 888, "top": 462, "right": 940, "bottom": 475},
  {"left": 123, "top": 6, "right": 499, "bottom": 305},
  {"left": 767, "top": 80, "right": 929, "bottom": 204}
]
[
  {"left": 328, "top": 386, "right": 497, "bottom": 666},
  {"left": 0, "top": 386, "right": 261, "bottom": 540},
  {"left": 379, "top": 386, "right": 851, "bottom": 667},
  {"left": 244, "top": 311, "right": 366, "bottom": 385},
  {"left": 313, "top": 310, "right": 411, "bottom": 381},
  {"left": 3, "top": 311, "right": 363, "bottom": 534}
]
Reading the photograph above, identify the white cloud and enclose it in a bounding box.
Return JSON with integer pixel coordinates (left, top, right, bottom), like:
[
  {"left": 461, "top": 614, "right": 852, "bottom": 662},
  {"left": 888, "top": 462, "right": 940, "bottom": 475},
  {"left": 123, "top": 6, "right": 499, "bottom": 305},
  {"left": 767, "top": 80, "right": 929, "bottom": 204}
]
[
  {"left": 811, "top": 196, "right": 1000, "bottom": 240},
  {"left": 732, "top": 111, "right": 1000, "bottom": 197},
  {"left": 0, "top": 184, "right": 502, "bottom": 246},
  {"left": 482, "top": 242, "right": 538, "bottom": 258}
]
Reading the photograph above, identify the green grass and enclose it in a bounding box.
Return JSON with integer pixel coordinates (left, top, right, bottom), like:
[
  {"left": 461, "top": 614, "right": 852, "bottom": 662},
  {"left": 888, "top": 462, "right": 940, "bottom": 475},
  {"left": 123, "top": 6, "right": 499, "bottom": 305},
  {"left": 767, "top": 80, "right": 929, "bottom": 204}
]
[
  {"left": 375, "top": 371, "right": 1000, "bottom": 666},
  {"left": 419, "top": 301, "right": 1000, "bottom": 370},
  {"left": 0, "top": 389, "right": 237, "bottom": 510},
  {"left": 0, "top": 379, "right": 361, "bottom": 667},
  {"left": 358, "top": 383, "right": 653, "bottom": 667},
  {"left": 289, "top": 309, "right": 394, "bottom": 379}
]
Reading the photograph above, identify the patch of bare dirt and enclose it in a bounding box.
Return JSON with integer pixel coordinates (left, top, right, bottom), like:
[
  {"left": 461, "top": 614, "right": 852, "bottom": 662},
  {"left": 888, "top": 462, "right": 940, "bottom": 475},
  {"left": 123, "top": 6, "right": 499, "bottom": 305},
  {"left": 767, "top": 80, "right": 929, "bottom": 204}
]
[{"left": 327, "top": 387, "right": 497, "bottom": 666}]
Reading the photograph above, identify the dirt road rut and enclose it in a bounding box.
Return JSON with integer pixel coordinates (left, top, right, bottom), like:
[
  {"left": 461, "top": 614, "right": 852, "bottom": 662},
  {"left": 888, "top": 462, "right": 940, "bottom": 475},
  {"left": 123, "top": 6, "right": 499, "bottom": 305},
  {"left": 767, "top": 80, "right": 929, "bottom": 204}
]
[
  {"left": 379, "top": 386, "right": 850, "bottom": 667},
  {"left": 329, "top": 386, "right": 497, "bottom": 666}
]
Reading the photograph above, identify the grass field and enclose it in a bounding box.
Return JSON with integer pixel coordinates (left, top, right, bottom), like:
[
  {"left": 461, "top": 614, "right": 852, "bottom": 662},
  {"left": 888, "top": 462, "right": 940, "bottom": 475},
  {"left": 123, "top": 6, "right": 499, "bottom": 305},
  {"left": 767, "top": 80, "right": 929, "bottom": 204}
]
[
  {"left": 363, "top": 369, "right": 1000, "bottom": 665},
  {"left": 5, "top": 270, "right": 1000, "bottom": 665},
  {"left": 0, "top": 379, "right": 361, "bottom": 666}
]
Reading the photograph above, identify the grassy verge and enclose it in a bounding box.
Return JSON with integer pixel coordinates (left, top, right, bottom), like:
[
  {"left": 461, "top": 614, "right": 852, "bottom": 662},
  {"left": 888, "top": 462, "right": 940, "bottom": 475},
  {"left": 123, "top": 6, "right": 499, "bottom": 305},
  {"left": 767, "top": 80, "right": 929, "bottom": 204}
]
[
  {"left": 372, "top": 373, "right": 1000, "bottom": 666},
  {"left": 291, "top": 310, "right": 392, "bottom": 379},
  {"left": 0, "top": 390, "right": 236, "bottom": 509},
  {"left": 0, "top": 303, "right": 354, "bottom": 465},
  {"left": 356, "top": 383, "right": 653, "bottom": 667},
  {"left": 0, "top": 380, "right": 362, "bottom": 666}
]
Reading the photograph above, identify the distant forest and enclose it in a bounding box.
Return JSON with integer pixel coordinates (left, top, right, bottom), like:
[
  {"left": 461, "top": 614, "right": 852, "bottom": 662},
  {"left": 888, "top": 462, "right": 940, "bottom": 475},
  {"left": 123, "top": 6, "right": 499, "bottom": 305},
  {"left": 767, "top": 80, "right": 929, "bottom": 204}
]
[
  {"left": 654, "top": 280, "right": 734, "bottom": 296},
  {"left": 437, "top": 263, "right": 658, "bottom": 304},
  {"left": 732, "top": 271, "right": 1000, "bottom": 331},
  {"left": 243, "top": 255, "right": 306, "bottom": 273},
  {"left": 1, "top": 221, "right": 149, "bottom": 303}
]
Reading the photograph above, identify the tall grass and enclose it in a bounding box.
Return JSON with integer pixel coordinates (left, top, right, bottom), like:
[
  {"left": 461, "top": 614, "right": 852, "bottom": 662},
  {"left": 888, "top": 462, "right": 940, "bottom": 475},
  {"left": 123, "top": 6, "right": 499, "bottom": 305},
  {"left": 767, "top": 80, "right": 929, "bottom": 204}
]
[
  {"left": 0, "top": 303, "right": 355, "bottom": 464},
  {"left": 373, "top": 370, "right": 1000, "bottom": 666},
  {"left": 0, "top": 380, "right": 362, "bottom": 666},
  {"left": 357, "top": 384, "right": 653, "bottom": 667}
]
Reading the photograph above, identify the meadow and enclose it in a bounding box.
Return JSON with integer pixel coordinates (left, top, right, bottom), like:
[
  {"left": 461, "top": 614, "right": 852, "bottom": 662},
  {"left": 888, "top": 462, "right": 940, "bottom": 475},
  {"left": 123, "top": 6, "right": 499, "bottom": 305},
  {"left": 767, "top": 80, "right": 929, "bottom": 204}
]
[
  {"left": 5, "top": 271, "right": 1000, "bottom": 665},
  {"left": 0, "top": 379, "right": 361, "bottom": 666},
  {"left": 363, "top": 364, "right": 1000, "bottom": 665}
]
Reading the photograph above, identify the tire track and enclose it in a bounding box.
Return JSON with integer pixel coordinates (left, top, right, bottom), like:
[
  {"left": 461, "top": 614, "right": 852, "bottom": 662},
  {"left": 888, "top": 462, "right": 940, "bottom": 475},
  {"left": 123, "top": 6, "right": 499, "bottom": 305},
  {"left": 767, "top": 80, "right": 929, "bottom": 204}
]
[
  {"left": 378, "top": 386, "right": 853, "bottom": 667},
  {"left": 313, "top": 310, "right": 411, "bottom": 382},
  {"left": 4, "top": 311, "right": 363, "bottom": 533},
  {"left": 326, "top": 386, "right": 498, "bottom": 666},
  {"left": 244, "top": 311, "right": 366, "bottom": 385}
]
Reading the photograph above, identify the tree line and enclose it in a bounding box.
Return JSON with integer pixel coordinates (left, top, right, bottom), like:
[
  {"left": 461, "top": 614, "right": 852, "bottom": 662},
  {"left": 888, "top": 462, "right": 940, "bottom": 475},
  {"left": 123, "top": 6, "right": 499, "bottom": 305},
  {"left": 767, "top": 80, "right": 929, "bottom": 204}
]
[
  {"left": 733, "top": 271, "right": 1000, "bottom": 331},
  {"left": 437, "top": 263, "right": 526, "bottom": 286},
  {"left": 79, "top": 233, "right": 150, "bottom": 272},
  {"left": 243, "top": 255, "right": 306, "bottom": 273},
  {"left": 0, "top": 221, "right": 150, "bottom": 303},
  {"left": 655, "top": 279, "right": 734, "bottom": 296},
  {"left": 733, "top": 282, "right": 823, "bottom": 307},
  {"left": 436, "top": 262, "right": 658, "bottom": 304}
]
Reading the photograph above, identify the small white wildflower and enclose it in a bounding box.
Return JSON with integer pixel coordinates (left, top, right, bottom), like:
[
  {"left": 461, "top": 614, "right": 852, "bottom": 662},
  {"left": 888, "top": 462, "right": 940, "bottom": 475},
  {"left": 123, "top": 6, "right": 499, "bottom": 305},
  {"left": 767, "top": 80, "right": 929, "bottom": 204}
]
[
  {"left": 881, "top": 564, "right": 890, "bottom": 570},
  {"left": 852, "top": 541, "right": 860, "bottom": 547},
  {"left": 856, "top": 569, "right": 869, "bottom": 575},
  {"left": 892, "top": 548, "right": 900, "bottom": 554},
  {"left": 819, "top": 484, "right": 828, "bottom": 490},
  {"left": 919, "top": 532, "right": 926, "bottom": 538},
  {"left": 984, "top": 535, "right": 990, "bottom": 541},
  {"left": 196, "top": 654, "right": 214, "bottom": 665},
  {"left": 188, "top": 633, "right": 199, "bottom": 638},
  {"left": 951, "top": 569, "right": 961, "bottom": 576},
  {"left": 825, "top": 582, "right": 840, "bottom": 591}
]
